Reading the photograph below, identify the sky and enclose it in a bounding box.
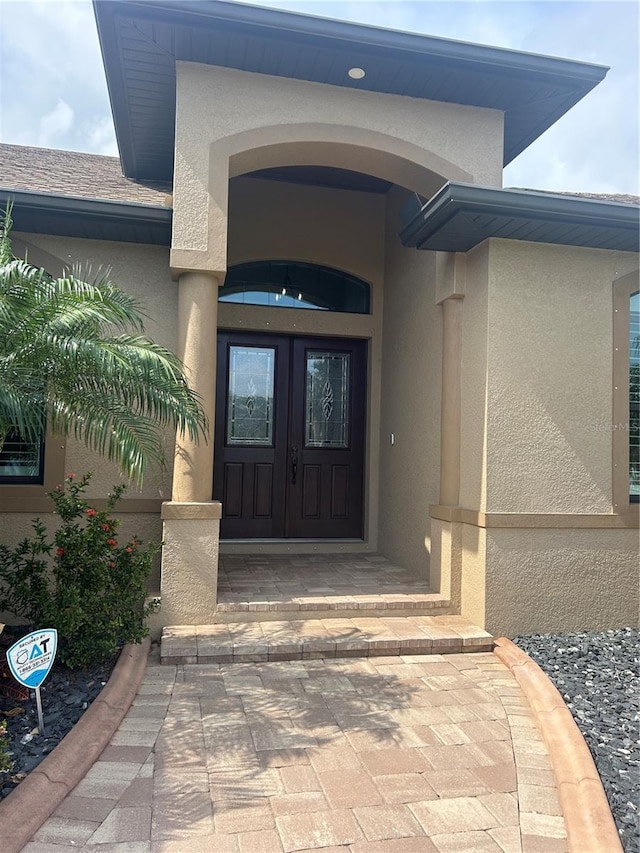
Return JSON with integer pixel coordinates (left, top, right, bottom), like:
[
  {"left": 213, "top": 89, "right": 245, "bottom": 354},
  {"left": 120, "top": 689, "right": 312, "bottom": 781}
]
[{"left": 0, "top": 0, "right": 638, "bottom": 195}]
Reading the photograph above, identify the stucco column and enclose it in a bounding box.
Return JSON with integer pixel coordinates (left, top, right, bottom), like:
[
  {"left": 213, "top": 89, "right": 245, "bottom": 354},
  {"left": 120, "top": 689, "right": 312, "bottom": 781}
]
[
  {"left": 439, "top": 294, "right": 463, "bottom": 506},
  {"left": 172, "top": 270, "right": 220, "bottom": 501},
  {"left": 158, "top": 270, "right": 222, "bottom": 629},
  {"left": 429, "top": 253, "right": 466, "bottom": 611}
]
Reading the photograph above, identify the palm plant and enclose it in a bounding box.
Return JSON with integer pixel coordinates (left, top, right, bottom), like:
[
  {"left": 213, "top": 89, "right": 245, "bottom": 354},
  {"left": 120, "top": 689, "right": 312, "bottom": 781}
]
[{"left": 0, "top": 209, "right": 207, "bottom": 486}]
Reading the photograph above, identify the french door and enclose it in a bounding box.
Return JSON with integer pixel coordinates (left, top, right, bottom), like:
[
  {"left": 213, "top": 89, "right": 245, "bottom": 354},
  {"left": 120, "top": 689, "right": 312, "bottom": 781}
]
[{"left": 214, "top": 332, "right": 367, "bottom": 539}]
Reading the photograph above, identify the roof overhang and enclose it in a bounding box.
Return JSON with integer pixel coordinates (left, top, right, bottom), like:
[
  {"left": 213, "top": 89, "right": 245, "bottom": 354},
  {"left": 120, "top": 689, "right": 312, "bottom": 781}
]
[
  {"left": 400, "top": 183, "right": 640, "bottom": 253},
  {"left": 93, "top": 0, "right": 608, "bottom": 181},
  {"left": 1, "top": 189, "right": 172, "bottom": 246}
]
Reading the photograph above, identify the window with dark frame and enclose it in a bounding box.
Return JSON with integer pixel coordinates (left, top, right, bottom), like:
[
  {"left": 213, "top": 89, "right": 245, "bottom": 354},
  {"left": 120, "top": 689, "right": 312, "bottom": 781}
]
[
  {"left": 630, "top": 291, "right": 639, "bottom": 503},
  {"left": 219, "top": 261, "right": 371, "bottom": 315},
  {"left": 0, "top": 427, "right": 45, "bottom": 484}
]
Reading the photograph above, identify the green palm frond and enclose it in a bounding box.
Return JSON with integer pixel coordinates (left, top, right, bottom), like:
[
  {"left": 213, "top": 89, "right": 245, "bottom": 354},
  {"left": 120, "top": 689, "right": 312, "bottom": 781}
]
[{"left": 0, "top": 212, "right": 207, "bottom": 485}]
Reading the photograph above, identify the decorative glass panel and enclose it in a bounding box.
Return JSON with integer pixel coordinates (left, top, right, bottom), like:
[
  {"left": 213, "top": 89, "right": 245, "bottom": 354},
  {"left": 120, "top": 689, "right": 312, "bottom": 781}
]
[
  {"left": 630, "top": 291, "right": 639, "bottom": 501},
  {"left": 306, "top": 352, "right": 350, "bottom": 447},
  {"left": 227, "top": 346, "right": 275, "bottom": 445}
]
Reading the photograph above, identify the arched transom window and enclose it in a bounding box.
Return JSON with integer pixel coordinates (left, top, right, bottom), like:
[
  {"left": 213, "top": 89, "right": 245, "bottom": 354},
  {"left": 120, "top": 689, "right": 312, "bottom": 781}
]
[{"left": 220, "top": 261, "right": 371, "bottom": 314}]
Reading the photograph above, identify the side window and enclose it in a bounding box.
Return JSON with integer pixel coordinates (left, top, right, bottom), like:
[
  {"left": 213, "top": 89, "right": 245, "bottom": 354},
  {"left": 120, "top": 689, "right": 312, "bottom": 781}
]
[
  {"left": 613, "top": 273, "right": 640, "bottom": 509},
  {"left": 630, "top": 291, "right": 639, "bottom": 502},
  {"left": 0, "top": 428, "right": 45, "bottom": 484},
  {"left": 0, "top": 237, "right": 66, "bottom": 501}
]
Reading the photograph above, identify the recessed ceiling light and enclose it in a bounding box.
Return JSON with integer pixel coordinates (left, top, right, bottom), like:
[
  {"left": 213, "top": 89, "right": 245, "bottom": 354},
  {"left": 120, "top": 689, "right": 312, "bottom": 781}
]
[{"left": 348, "top": 67, "right": 366, "bottom": 80}]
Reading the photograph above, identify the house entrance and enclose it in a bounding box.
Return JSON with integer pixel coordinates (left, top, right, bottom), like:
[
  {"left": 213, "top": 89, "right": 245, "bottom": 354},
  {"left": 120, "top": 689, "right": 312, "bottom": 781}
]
[{"left": 214, "top": 331, "right": 367, "bottom": 539}]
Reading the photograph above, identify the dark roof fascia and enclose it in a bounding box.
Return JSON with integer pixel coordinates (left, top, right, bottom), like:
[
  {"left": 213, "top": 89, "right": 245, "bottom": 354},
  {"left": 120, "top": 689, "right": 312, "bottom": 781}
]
[
  {"left": 0, "top": 188, "right": 172, "bottom": 245},
  {"left": 399, "top": 182, "right": 640, "bottom": 253},
  {"left": 94, "top": 0, "right": 608, "bottom": 179}
]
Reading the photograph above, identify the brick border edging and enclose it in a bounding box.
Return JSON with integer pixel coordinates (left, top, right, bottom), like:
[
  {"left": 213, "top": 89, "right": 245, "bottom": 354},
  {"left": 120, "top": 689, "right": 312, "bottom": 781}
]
[
  {"left": 493, "top": 637, "right": 622, "bottom": 853},
  {"left": 0, "top": 637, "right": 151, "bottom": 853}
]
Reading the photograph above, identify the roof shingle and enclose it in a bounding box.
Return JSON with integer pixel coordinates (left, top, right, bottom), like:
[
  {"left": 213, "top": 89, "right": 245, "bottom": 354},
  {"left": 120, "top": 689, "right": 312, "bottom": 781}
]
[
  {"left": 0, "top": 143, "right": 637, "bottom": 212},
  {"left": 0, "top": 143, "right": 172, "bottom": 207}
]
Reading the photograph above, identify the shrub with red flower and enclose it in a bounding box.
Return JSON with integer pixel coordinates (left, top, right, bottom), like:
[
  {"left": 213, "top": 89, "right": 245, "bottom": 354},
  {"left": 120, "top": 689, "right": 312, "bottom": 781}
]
[{"left": 0, "top": 472, "right": 160, "bottom": 668}]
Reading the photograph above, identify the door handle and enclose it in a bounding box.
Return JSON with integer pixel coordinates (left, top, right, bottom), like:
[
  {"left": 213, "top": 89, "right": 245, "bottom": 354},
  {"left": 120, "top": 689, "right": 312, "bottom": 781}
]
[{"left": 291, "top": 446, "right": 298, "bottom": 485}]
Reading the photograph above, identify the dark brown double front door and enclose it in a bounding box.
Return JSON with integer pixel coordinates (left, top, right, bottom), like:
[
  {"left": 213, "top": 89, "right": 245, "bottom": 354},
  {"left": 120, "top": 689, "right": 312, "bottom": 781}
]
[{"left": 214, "top": 332, "right": 367, "bottom": 539}]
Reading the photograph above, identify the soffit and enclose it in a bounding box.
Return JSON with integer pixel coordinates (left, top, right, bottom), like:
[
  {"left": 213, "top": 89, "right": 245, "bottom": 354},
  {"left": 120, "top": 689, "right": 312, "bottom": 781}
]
[
  {"left": 246, "top": 166, "right": 393, "bottom": 193},
  {"left": 93, "top": 0, "right": 608, "bottom": 181},
  {"left": 400, "top": 183, "right": 640, "bottom": 253}
]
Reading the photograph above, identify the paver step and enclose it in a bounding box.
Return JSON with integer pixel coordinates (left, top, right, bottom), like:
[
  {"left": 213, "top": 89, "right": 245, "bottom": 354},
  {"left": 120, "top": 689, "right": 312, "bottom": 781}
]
[
  {"left": 160, "top": 614, "right": 493, "bottom": 664},
  {"left": 215, "top": 591, "right": 453, "bottom": 622}
]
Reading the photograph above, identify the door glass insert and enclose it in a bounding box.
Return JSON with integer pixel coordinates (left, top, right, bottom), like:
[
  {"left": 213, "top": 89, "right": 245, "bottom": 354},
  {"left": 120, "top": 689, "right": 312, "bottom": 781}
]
[
  {"left": 227, "top": 346, "right": 275, "bottom": 445},
  {"left": 305, "top": 351, "right": 350, "bottom": 447}
]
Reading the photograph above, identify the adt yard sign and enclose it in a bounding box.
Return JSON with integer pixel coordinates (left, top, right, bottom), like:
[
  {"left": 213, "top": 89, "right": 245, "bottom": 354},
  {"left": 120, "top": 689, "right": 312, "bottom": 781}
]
[
  {"left": 7, "top": 629, "right": 58, "bottom": 688},
  {"left": 6, "top": 629, "right": 58, "bottom": 735}
]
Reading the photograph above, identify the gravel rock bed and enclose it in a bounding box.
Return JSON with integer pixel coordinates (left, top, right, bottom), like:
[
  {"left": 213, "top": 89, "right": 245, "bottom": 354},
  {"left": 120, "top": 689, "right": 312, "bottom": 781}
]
[
  {"left": 0, "top": 627, "right": 116, "bottom": 800},
  {"left": 513, "top": 628, "right": 639, "bottom": 853}
]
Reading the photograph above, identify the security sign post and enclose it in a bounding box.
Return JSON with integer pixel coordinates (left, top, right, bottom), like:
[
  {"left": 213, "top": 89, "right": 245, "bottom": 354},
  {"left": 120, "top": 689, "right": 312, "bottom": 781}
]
[{"left": 6, "top": 629, "right": 58, "bottom": 735}]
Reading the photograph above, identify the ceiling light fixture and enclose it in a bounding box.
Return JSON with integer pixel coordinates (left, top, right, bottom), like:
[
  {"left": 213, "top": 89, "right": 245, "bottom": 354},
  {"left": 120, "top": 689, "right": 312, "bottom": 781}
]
[{"left": 348, "top": 67, "right": 366, "bottom": 80}]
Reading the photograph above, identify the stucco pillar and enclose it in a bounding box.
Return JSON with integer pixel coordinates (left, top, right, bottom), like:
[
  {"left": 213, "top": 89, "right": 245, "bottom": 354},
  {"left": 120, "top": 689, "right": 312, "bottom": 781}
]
[
  {"left": 429, "top": 253, "right": 466, "bottom": 609},
  {"left": 159, "top": 270, "right": 222, "bottom": 627},
  {"left": 439, "top": 295, "right": 463, "bottom": 506},
  {"left": 172, "top": 270, "right": 220, "bottom": 501}
]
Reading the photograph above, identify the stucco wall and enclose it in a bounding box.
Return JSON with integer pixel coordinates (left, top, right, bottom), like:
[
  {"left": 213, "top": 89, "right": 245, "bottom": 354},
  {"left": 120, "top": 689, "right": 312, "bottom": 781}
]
[
  {"left": 172, "top": 62, "right": 504, "bottom": 275},
  {"left": 378, "top": 187, "right": 441, "bottom": 578},
  {"left": 227, "top": 176, "right": 384, "bottom": 287},
  {"left": 485, "top": 528, "right": 639, "bottom": 636},
  {"left": 459, "top": 243, "right": 490, "bottom": 512},
  {"left": 452, "top": 239, "right": 639, "bottom": 635},
  {"left": 484, "top": 240, "right": 639, "bottom": 513}
]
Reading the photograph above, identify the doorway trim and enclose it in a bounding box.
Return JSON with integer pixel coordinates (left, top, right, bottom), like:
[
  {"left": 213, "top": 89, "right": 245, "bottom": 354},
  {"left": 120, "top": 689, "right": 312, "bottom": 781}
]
[{"left": 216, "top": 299, "right": 380, "bottom": 554}]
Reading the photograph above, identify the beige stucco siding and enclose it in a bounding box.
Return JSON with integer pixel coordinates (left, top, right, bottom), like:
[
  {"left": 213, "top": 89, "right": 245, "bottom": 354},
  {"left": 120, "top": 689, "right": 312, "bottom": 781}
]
[
  {"left": 461, "top": 523, "right": 486, "bottom": 628},
  {"left": 484, "top": 240, "right": 639, "bottom": 513},
  {"left": 459, "top": 242, "right": 490, "bottom": 512},
  {"left": 227, "top": 176, "right": 385, "bottom": 288},
  {"left": 485, "top": 528, "right": 640, "bottom": 636},
  {"left": 378, "top": 187, "right": 441, "bottom": 578},
  {"left": 172, "top": 62, "right": 504, "bottom": 275},
  {"left": 450, "top": 239, "right": 639, "bottom": 636}
]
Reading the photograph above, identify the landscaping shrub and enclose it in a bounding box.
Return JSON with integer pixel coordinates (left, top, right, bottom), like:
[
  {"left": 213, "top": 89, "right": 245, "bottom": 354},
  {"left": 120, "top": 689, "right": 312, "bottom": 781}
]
[{"left": 0, "top": 473, "right": 159, "bottom": 668}]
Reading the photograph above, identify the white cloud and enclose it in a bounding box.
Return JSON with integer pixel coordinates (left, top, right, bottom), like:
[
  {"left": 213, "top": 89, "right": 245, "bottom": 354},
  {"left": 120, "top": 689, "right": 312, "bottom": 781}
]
[
  {"left": 86, "top": 116, "right": 118, "bottom": 157},
  {"left": 37, "top": 98, "right": 74, "bottom": 147},
  {"left": 0, "top": 0, "right": 114, "bottom": 153}
]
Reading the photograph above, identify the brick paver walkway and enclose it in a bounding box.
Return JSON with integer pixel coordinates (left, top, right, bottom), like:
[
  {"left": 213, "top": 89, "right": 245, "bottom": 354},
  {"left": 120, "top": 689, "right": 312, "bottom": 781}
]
[
  {"left": 218, "top": 554, "right": 433, "bottom": 602},
  {"left": 25, "top": 649, "right": 568, "bottom": 852}
]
